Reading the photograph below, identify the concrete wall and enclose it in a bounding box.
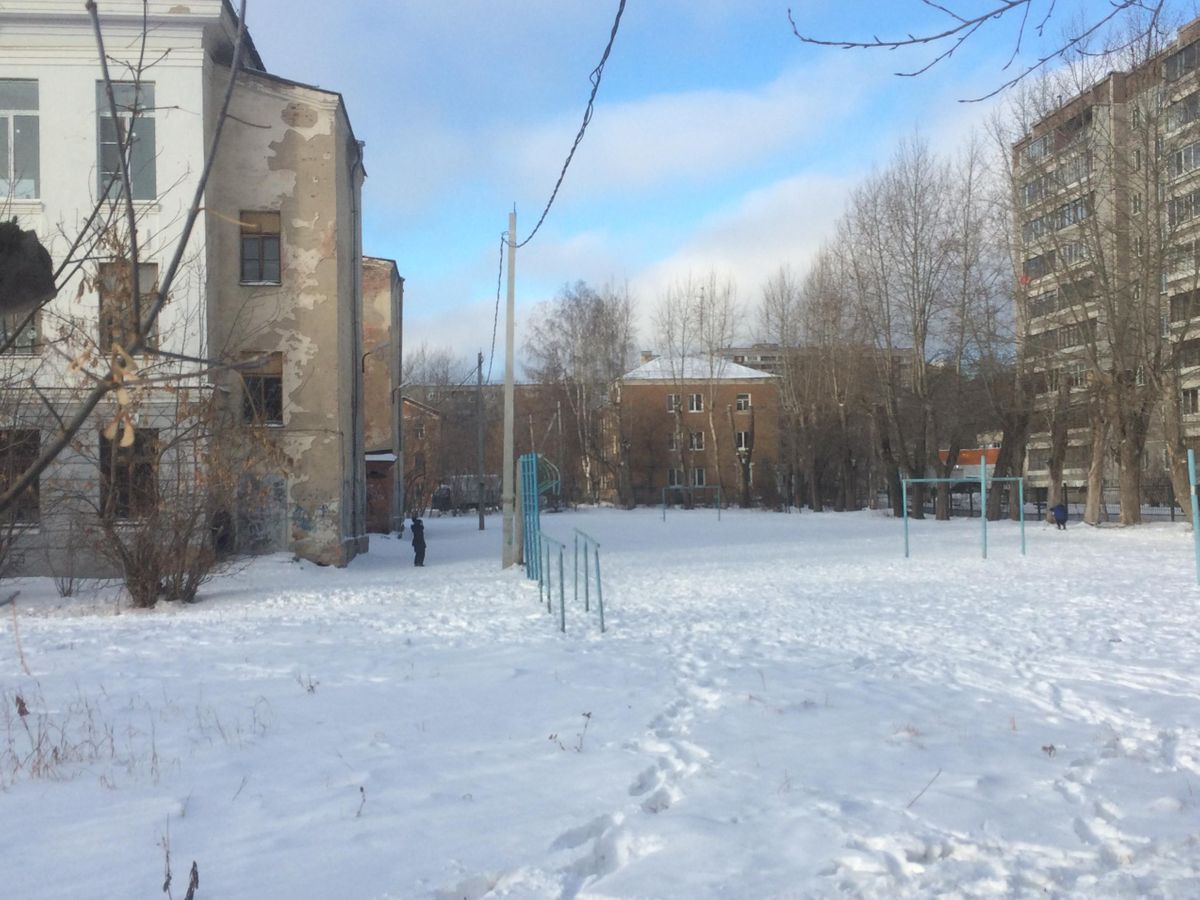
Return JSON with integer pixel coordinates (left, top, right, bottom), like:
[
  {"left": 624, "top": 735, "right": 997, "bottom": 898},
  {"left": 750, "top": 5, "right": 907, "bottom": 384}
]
[
  {"left": 362, "top": 257, "right": 404, "bottom": 532},
  {"left": 206, "top": 69, "right": 366, "bottom": 566}
]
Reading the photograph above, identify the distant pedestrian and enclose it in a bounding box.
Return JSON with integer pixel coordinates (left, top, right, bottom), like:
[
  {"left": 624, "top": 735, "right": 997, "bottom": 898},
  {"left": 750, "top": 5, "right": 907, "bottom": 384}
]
[
  {"left": 411, "top": 517, "right": 426, "bottom": 566},
  {"left": 1051, "top": 502, "right": 1068, "bottom": 530}
]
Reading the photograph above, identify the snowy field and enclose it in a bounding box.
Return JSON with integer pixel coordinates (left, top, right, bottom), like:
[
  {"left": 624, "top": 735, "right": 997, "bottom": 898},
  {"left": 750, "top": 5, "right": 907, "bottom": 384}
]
[{"left": 1, "top": 509, "right": 1199, "bottom": 899}]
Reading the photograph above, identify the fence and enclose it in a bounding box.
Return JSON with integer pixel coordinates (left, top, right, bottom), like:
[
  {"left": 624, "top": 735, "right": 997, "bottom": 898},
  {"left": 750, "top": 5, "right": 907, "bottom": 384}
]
[{"left": 533, "top": 528, "right": 606, "bottom": 634}]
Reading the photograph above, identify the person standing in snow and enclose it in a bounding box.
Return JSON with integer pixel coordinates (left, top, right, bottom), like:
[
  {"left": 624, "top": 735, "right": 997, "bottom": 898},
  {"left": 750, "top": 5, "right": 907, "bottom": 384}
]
[
  {"left": 1051, "top": 502, "right": 1068, "bottom": 530},
  {"left": 411, "top": 516, "right": 426, "bottom": 566}
]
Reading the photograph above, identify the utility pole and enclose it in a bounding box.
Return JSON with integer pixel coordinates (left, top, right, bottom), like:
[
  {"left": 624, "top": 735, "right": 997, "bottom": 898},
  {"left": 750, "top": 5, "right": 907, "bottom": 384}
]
[
  {"left": 501, "top": 209, "right": 517, "bottom": 567},
  {"left": 476, "top": 350, "right": 485, "bottom": 531},
  {"left": 556, "top": 399, "right": 563, "bottom": 506}
]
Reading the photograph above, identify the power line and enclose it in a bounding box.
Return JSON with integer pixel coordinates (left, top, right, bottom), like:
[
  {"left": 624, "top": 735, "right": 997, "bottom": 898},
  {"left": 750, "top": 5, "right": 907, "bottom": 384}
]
[
  {"left": 512, "top": 0, "right": 627, "bottom": 249},
  {"left": 487, "top": 231, "right": 504, "bottom": 383}
]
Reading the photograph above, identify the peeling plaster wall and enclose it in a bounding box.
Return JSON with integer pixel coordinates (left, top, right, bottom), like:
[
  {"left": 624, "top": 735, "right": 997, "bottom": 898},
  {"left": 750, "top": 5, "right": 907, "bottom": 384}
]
[
  {"left": 206, "top": 70, "right": 366, "bottom": 566},
  {"left": 362, "top": 257, "right": 404, "bottom": 532}
]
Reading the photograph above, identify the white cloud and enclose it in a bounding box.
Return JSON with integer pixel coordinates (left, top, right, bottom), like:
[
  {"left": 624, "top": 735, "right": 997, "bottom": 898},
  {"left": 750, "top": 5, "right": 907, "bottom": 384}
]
[
  {"left": 629, "top": 171, "right": 856, "bottom": 336},
  {"left": 499, "top": 57, "right": 871, "bottom": 200}
]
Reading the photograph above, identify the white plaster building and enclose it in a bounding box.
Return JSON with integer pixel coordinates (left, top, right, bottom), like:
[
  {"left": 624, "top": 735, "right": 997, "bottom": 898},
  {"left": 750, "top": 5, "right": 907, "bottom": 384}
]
[{"left": 0, "top": 0, "right": 369, "bottom": 572}]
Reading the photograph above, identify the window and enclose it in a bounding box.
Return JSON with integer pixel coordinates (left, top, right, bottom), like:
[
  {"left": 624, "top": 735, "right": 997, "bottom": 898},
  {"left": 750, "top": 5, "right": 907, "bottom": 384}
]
[
  {"left": 690, "top": 467, "right": 706, "bottom": 487},
  {"left": 1132, "top": 105, "right": 1141, "bottom": 129},
  {"left": 240, "top": 211, "right": 281, "bottom": 284},
  {"left": 0, "top": 429, "right": 39, "bottom": 524},
  {"left": 667, "top": 467, "right": 683, "bottom": 488},
  {"left": 0, "top": 312, "right": 37, "bottom": 354},
  {"left": 1134, "top": 235, "right": 1144, "bottom": 257},
  {"left": 1174, "top": 142, "right": 1200, "bottom": 178},
  {"left": 665, "top": 393, "right": 679, "bottom": 412},
  {"left": 688, "top": 393, "right": 703, "bottom": 412},
  {"left": 241, "top": 351, "right": 284, "bottom": 425},
  {"left": 666, "top": 431, "right": 678, "bottom": 451},
  {"left": 97, "top": 81, "right": 156, "bottom": 200},
  {"left": 1132, "top": 192, "right": 1142, "bottom": 214},
  {"left": 688, "top": 431, "right": 704, "bottom": 451},
  {"left": 99, "top": 427, "right": 157, "bottom": 520},
  {"left": 0, "top": 80, "right": 39, "bottom": 199},
  {"left": 1180, "top": 339, "right": 1200, "bottom": 368},
  {"left": 735, "top": 393, "right": 751, "bottom": 411},
  {"left": 1024, "top": 133, "right": 1052, "bottom": 162},
  {"left": 1184, "top": 388, "right": 1200, "bottom": 414},
  {"left": 736, "top": 431, "right": 751, "bottom": 451},
  {"left": 412, "top": 421, "right": 426, "bottom": 439},
  {"left": 1172, "top": 91, "right": 1200, "bottom": 130},
  {"left": 1166, "top": 40, "right": 1200, "bottom": 82},
  {"left": 1134, "top": 148, "right": 1143, "bottom": 172},
  {"left": 1023, "top": 251, "right": 1055, "bottom": 279},
  {"left": 1170, "top": 290, "right": 1197, "bottom": 322},
  {"left": 98, "top": 261, "right": 158, "bottom": 352}
]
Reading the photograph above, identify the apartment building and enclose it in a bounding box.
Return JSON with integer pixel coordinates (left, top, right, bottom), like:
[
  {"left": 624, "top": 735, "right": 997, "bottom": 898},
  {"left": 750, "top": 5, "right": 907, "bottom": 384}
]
[
  {"left": 0, "top": 1, "right": 370, "bottom": 572},
  {"left": 614, "top": 356, "right": 781, "bottom": 507},
  {"left": 1014, "top": 16, "right": 1200, "bottom": 506}
]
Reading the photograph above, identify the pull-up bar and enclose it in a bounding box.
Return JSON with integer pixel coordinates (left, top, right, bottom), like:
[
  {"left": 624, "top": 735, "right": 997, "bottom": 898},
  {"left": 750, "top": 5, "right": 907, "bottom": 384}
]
[{"left": 901, "top": 459, "right": 1026, "bottom": 559}]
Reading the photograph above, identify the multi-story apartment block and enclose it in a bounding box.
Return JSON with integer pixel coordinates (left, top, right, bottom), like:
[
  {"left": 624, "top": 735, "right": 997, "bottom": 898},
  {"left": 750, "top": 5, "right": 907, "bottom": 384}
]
[
  {"left": 0, "top": 1, "right": 371, "bottom": 572},
  {"left": 1014, "top": 16, "right": 1200, "bottom": 507},
  {"left": 614, "top": 355, "right": 781, "bottom": 506}
]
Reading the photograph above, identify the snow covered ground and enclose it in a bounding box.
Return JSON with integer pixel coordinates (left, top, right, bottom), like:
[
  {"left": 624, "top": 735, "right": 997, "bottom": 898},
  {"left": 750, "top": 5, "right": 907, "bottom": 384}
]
[{"left": 1, "top": 508, "right": 1199, "bottom": 898}]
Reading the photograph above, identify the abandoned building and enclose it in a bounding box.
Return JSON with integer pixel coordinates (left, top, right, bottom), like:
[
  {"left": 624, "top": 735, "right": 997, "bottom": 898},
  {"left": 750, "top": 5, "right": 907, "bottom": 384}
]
[{"left": 0, "top": 0, "right": 397, "bottom": 573}]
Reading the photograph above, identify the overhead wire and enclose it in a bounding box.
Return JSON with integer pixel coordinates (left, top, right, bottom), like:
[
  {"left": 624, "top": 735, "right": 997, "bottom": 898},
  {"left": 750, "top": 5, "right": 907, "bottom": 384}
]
[{"left": 484, "top": 0, "right": 627, "bottom": 383}]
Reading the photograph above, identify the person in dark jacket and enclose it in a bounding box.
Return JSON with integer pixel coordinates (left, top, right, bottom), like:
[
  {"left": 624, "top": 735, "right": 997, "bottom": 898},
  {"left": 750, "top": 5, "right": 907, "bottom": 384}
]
[
  {"left": 1051, "top": 502, "right": 1068, "bottom": 530},
  {"left": 411, "top": 517, "right": 426, "bottom": 566}
]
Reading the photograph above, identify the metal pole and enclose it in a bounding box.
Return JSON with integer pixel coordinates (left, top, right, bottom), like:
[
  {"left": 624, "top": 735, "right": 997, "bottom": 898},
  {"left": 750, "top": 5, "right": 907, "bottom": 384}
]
[
  {"left": 573, "top": 533, "right": 578, "bottom": 612},
  {"left": 1189, "top": 449, "right": 1200, "bottom": 585},
  {"left": 544, "top": 538, "right": 552, "bottom": 612},
  {"left": 902, "top": 479, "right": 910, "bottom": 558},
  {"left": 558, "top": 546, "right": 565, "bottom": 633},
  {"left": 477, "top": 351, "right": 485, "bottom": 531},
  {"left": 583, "top": 541, "right": 590, "bottom": 612},
  {"left": 501, "top": 210, "right": 517, "bottom": 567},
  {"left": 1019, "top": 479, "right": 1026, "bottom": 557},
  {"left": 594, "top": 546, "right": 605, "bottom": 633},
  {"left": 980, "top": 459, "right": 988, "bottom": 560}
]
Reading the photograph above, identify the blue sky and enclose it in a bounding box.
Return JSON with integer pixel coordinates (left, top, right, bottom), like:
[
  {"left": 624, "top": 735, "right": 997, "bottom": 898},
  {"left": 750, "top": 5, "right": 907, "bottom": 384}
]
[{"left": 244, "top": 0, "right": 1148, "bottom": 374}]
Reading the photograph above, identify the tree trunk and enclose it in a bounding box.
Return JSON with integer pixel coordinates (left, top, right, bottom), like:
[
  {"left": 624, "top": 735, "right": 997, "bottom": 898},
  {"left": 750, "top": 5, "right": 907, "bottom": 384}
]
[
  {"left": 1161, "top": 375, "right": 1194, "bottom": 523},
  {"left": 935, "top": 444, "right": 959, "bottom": 521},
  {"left": 1083, "top": 392, "right": 1109, "bottom": 525},
  {"left": 1045, "top": 386, "right": 1070, "bottom": 523}
]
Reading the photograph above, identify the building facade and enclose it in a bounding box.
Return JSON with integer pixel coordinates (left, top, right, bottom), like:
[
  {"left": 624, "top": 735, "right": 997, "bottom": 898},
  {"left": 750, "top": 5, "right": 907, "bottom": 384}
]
[
  {"left": 0, "top": 0, "right": 370, "bottom": 572},
  {"left": 614, "top": 356, "right": 781, "bottom": 507},
  {"left": 1014, "top": 17, "right": 1200, "bottom": 509},
  {"left": 362, "top": 257, "right": 404, "bottom": 534}
]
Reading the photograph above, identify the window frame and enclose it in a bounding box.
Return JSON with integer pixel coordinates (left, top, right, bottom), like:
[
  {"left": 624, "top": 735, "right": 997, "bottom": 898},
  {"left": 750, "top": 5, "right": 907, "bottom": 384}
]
[
  {"left": 98, "top": 261, "right": 159, "bottom": 353},
  {"left": 0, "top": 429, "right": 40, "bottom": 525},
  {"left": 736, "top": 431, "right": 751, "bottom": 451},
  {"left": 99, "top": 427, "right": 157, "bottom": 521},
  {"left": 0, "top": 79, "right": 39, "bottom": 200},
  {"left": 665, "top": 393, "right": 680, "bottom": 412},
  {"left": 688, "top": 431, "right": 704, "bottom": 451},
  {"left": 735, "top": 392, "right": 751, "bottom": 411},
  {"left": 667, "top": 466, "right": 683, "bottom": 488},
  {"left": 240, "top": 210, "right": 282, "bottom": 285},
  {"left": 96, "top": 81, "right": 156, "bottom": 201},
  {"left": 687, "top": 392, "right": 703, "bottom": 413},
  {"left": 241, "top": 351, "right": 284, "bottom": 426},
  {"left": 690, "top": 467, "right": 706, "bottom": 488}
]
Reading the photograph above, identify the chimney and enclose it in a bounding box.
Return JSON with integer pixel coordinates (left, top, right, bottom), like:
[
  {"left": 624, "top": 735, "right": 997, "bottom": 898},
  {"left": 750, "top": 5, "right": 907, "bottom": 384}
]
[{"left": 640, "top": 350, "right": 656, "bottom": 364}]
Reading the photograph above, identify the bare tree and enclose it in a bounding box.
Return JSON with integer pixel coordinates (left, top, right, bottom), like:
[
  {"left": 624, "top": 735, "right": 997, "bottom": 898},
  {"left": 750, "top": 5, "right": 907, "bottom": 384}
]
[
  {"left": 788, "top": 1, "right": 1170, "bottom": 101},
  {"left": 524, "top": 281, "right": 635, "bottom": 504}
]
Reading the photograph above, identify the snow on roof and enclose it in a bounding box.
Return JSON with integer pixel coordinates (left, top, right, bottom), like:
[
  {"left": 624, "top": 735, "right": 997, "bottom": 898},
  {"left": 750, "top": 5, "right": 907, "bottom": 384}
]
[{"left": 621, "top": 356, "right": 775, "bottom": 381}]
